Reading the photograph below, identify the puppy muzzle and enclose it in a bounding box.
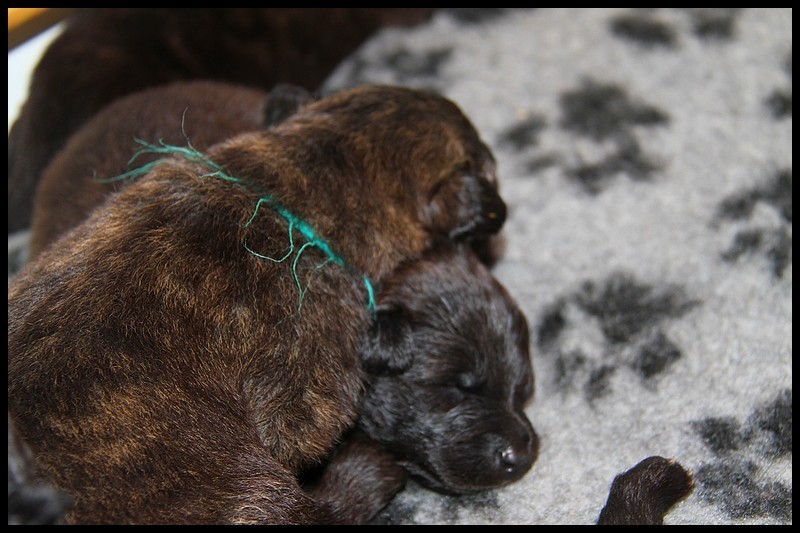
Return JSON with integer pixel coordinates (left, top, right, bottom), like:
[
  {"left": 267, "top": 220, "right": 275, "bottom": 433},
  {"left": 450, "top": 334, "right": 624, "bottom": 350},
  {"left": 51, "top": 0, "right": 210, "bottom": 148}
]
[
  {"left": 413, "top": 415, "right": 539, "bottom": 494},
  {"left": 496, "top": 424, "right": 539, "bottom": 481}
]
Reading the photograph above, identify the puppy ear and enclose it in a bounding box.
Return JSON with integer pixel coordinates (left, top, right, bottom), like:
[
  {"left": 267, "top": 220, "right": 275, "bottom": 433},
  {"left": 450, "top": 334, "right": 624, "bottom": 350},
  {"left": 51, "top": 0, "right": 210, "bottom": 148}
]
[
  {"left": 427, "top": 174, "right": 507, "bottom": 241},
  {"left": 263, "top": 84, "right": 316, "bottom": 127},
  {"left": 361, "top": 305, "right": 414, "bottom": 376}
]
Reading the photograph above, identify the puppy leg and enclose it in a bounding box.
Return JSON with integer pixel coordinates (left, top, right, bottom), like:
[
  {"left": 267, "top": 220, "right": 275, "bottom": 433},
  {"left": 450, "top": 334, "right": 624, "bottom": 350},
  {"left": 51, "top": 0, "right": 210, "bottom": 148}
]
[
  {"left": 307, "top": 431, "right": 406, "bottom": 524},
  {"left": 597, "top": 456, "right": 695, "bottom": 525}
]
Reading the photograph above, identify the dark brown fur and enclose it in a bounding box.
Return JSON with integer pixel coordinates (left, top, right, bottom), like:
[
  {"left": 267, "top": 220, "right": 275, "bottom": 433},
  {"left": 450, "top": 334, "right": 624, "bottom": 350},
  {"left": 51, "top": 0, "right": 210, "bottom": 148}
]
[
  {"left": 357, "top": 245, "right": 538, "bottom": 494},
  {"left": 8, "top": 8, "right": 435, "bottom": 233},
  {"left": 7, "top": 85, "right": 503, "bottom": 524},
  {"left": 598, "top": 456, "right": 695, "bottom": 525}
]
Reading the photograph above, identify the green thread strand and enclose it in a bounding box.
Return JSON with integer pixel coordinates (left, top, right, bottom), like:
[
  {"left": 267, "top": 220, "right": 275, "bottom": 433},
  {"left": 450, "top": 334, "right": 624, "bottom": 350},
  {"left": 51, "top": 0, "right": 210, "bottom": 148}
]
[{"left": 104, "top": 139, "right": 377, "bottom": 313}]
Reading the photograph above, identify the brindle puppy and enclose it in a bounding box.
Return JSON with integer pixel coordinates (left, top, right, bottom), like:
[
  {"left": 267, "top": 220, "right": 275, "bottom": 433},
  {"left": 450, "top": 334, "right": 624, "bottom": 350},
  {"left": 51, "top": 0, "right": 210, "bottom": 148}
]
[
  {"left": 7, "top": 84, "right": 504, "bottom": 524},
  {"left": 29, "top": 81, "right": 503, "bottom": 261},
  {"left": 8, "top": 8, "right": 435, "bottom": 233}
]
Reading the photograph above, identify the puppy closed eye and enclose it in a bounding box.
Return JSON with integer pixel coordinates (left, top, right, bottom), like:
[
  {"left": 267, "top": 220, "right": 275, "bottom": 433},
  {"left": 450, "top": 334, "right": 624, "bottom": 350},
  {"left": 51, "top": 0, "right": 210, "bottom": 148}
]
[{"left": 455, "top": 373, "right": 486, "bottom": 393}]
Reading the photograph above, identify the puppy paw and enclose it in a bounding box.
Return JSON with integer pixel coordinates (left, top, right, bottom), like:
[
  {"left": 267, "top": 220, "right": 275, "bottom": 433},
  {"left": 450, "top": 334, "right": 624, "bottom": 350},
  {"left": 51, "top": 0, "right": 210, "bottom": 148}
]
[
  {"left": 597, "top": 456, "right": 695, "bottom": 525},
  {"left": 308, "top": 432, "right": 406, "bottom": 524}
]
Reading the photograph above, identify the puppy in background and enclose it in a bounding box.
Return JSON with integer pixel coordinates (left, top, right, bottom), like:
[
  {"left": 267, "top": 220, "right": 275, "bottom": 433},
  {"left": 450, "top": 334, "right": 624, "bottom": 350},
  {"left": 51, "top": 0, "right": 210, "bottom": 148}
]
[{"left": 8, "top": 8, "right": 436, "bottom": 233}]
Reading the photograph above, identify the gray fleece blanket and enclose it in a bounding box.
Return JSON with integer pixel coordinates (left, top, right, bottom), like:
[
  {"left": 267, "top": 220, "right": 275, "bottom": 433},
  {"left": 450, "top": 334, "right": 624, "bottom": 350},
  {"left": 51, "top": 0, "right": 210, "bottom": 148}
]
[
  {"left": 322, "top": 7, "right": 792, "bottom": 525},
  {"left": 7, "top": 8, "right": 792, "bottom": 525}
]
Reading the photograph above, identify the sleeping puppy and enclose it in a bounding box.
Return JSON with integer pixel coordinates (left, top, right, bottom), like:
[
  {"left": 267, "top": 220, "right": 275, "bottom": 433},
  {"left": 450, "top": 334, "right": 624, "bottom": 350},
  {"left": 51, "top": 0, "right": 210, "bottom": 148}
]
[
  {"left": 8, "top": 84, "right": 505, "bottom": 524},
  {"left": 337, "top": 246, "right": 693, "bottom": 523},
  {"left": 8, "top": 8, "right": 436, "bottom": 233},
  {"left": 358, "top": 245, "right": 538, "bottom": 493},
  {"left": 17, "top": 80, "right": 689, "bottom": 525},
  {"left": 29, "top": 80, "right": 503, "bottom": 262}
]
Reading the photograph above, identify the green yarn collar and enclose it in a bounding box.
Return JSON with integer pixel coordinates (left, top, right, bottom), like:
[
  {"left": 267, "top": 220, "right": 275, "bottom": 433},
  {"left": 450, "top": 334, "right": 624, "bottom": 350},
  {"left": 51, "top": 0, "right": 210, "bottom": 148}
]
[{"left": 104, "top": 139, "right": 377, "bottom": 314}]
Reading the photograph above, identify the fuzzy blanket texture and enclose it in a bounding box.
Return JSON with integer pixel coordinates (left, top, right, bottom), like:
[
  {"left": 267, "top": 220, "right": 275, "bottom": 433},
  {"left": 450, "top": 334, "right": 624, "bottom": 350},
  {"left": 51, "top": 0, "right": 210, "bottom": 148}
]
[
  {"left": 322, "top": 8, "right": 793, "bottom": 525},
  {"left": 7, "top": 8, "right": 792, "bottom": 525}
]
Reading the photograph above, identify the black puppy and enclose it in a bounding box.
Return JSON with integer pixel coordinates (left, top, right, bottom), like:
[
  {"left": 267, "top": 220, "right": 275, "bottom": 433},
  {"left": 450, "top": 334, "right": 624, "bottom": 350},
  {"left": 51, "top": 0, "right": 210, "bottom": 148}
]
[
  {"left": 356, "top": 247, "right": 693, "bottom": 521},
  {"left": 359, "top": 245, "right": 538, "bottom": 493}
]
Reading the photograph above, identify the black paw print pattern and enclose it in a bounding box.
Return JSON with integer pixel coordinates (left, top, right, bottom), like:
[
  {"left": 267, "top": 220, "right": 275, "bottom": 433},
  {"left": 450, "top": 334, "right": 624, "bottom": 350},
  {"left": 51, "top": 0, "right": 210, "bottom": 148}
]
[
  {"left": 765, "top": 53, "right": 791, "bottom": 120},
  {"left": 328, "top": 8, "right": 529, "bottom": 94},
  {"left": 536, "top": 272, "right": 698, "bottom": 403},
  {"left": 559, "top": 80, "right": 668, "bottom": 193},
  {"left": 691, "top": 389, "right": 792, "bottom": 522},
  {"left": 497, "top": 80, "right": 670, "bottom": 194},
  {"left": 440, "top": 8, "right": 513, "bottom": 25},
  {"left": 714, "top": 170, "right": 792, "bottom": 279},
  {"left": 609, "top": 8, "right": 743, "bottom": 48}
]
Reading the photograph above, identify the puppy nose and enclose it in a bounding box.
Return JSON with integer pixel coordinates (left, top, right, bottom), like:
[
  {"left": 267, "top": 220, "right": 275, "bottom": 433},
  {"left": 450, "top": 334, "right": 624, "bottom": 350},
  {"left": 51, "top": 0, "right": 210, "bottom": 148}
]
[
  {"left": 500, "top": 446, "right": 522, "bottom": 467},
  {"left": 497, "top": 429, "right": 538, "bottom": 477}
]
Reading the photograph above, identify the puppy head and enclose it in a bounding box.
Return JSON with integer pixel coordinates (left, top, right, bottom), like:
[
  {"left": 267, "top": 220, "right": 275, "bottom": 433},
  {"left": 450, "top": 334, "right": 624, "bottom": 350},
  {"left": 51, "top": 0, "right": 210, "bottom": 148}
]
[
  {"left": 292, "top": 85, "right": 506, "bottom": 243},
  {"left": 359, "top": 246, "right": 538, "bottom": 494}
]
